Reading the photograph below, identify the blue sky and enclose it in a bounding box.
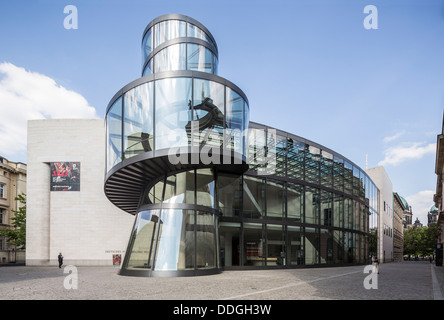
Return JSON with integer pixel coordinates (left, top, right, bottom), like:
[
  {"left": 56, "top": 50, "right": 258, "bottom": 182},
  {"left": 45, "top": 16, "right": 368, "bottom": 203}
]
[{"left": 0, "top": 0, "right": 443, "bottom": 224}]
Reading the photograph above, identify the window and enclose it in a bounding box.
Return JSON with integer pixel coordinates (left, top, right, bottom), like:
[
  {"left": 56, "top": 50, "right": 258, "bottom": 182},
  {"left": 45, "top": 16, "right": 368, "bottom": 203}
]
[
  {"left": 0, "top": 208, "right": 3, "bottom": 224},
  {"left": 0, "top": 184, "right": 4, "bottom": 198}
]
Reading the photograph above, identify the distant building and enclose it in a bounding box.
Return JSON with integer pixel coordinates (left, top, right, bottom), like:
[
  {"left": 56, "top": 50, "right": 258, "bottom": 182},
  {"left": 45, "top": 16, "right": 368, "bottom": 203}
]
[
  {"left": 400, "top": 196, "right": 413, "bottom": 230},
  {"left": 428, "top": 205, "right": 438, "bottom": 226},
  {"left": 393, "top": 192, "right": 405, "bottom": 262},
  {"left": 434, "top": 113, "right": 444, "bottom": 267},
  {"left": 0, "top": 156, "right": 27, "bottom": 263},
  {"left": 413, "top": 217, "right": 423, "bottom": 229},
  {"left": 366, "top": 166, "right": 394, "bottom": 263}
]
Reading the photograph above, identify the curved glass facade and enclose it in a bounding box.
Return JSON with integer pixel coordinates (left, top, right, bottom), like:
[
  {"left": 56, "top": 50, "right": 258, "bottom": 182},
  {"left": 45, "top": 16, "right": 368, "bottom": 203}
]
[
  {"left": 105, "top": 74, "right": 249, "bottom": 174},
  {"left": 142, "top": 16, "right": 218, "bottom": 77},
  {"left": 105, "top": 14, "right": 378, "bottom": 277}
]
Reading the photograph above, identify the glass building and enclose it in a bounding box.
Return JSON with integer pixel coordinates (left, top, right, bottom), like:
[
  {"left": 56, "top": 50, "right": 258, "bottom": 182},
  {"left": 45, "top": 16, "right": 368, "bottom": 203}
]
[{"left": 104, "top": 14, "right": 378, "bottom": 277}]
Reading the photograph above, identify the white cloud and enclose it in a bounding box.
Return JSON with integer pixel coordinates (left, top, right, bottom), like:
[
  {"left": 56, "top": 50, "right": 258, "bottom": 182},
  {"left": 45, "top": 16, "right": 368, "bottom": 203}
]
[
  {"left": 383, "top": 131, "right": 405, "bottom": 143},
  {"left": 378, "top": 142, "right": 436, "bottom": 166},
  {"left": 405, "top": 190, "right": 435, "bottom": 226},
  {"left": 0, "top": 62, "right": 98, "bottom": 161}
]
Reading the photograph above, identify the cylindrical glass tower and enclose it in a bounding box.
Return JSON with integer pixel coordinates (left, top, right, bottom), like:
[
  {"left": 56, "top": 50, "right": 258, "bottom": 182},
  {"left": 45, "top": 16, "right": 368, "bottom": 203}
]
[{"left": 105, "top": 14, "right": 249, "bottom": 277}]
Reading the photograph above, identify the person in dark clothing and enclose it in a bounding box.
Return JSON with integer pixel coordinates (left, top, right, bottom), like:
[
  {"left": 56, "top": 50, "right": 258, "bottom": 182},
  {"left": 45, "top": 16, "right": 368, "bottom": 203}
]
[{"left": 58, "top": 252, "right": 63, "bottom": 268}]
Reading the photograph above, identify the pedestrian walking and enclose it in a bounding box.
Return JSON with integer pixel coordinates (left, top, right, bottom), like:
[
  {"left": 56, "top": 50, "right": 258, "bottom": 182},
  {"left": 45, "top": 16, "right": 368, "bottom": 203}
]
[
  {"left": 372, "top": 254, "right": 379, "bottom": 274},
  {"left": 429, "top": 255, "right": 433, "bottom": 263},
  {"left": 58, "top": 252, "right": 63, "bottom": 268}
]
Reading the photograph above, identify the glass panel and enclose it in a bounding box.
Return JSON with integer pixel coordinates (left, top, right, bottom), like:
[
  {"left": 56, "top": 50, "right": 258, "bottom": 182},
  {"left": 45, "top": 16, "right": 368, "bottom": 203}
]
[
  {"left": 124, "top": 210, "right": 160, "bottom": 270},
  {"left": 287, "top": 138, "right": 305, "bottom": 180},
  {"left": 155, "top": 77, "right": 192, "bottom": 150},
  {"left": 154, "top": 209, "right": 194, "bottom": 271},
  {"left": 196, "top": 211, "right": 217, "bottom": 269},
  {"left": 146, "top": 179, "right": 164, "bottom": 205},
  {"left": 247, "top": 128, "right": 266, "bottom": 173},
  {"left": 219, "top": 222, "right": 241, "bottom": 267},
  {"left": 354, "top": 200, "right": 360, "bottom": 230},
  {"left": 123, "top": 83, "right": 153, "bottom": 159},
  {"left": 243, "top": 223, "right": 265, "bottom": 267},
  {"left": 266, "top": 179, "right": 285, "bottom": 220},
  {"left": 213, "top": 55, "right": 219, "bottom": 75},
  {"left": 333, "top": 194, "right": 343, "bottom": 228},
  {"left": 142, "top": 60, "right": 153, "bottom": 76},
  {"left": 225, "top": 87, "right": 243, "bottom": 155},
  {"left": 305, "top": 145, "right": 320, "bottom": 184},
  {"left": 154, "top": 20, "right": 186, "bottom": 48},
  {"left": 154, "top": 43, "right": 186, "bottom": 73},
  {"left": 243, "top": 176, "right": 265, "bottom": 219},
  {"left": 142, "top": 28, "right": 153, "bottom": 62},
  {"left": 217, "top": 173, "right": 242, "bottom": 217},
  {"left": 267, "top": 134, "right": 286, "bottom": 177},
  {"left": 333, "top": 230, "right": 344, "bottom": 264},
  {"left": 187, "top": 44, "right": 213, "bottom": 73},
  {"left": 305, "top": 227, "right": 319, "bottom": 265},
  {"left": 320, "top": 190, "right": 333, "bottom": 226},
  {"left": 288, "top": 226, "right": 304, "bottom": 265},
  {"left": 163, "top": 171, "right": 195, "bottom": 204},
  {"left": 344, "top": 161, "right": 353, "bottom": 195},
  {"left": 196, "top": 168, "right": 215, "bottom": 208},
  {"left": 344, "top": 198, "right": 353, "bottom": 229},
  {"left": 321, "top": 150, "right": 333, "bottom": 188},
  {"left": 320, "top": 229, "right": 332, "bottom": 264},
  {"left": 267, "top": 224, "right": 286, "bottom": 266},
  {"left": 333, "top": 155, "right": 344, "bottom": 192},
  {"left": 106, "top": 97, "right": 122, "bottom": 172},
  {"left": 187, "top": 23, "right": 213, "bottom": 45},
  {"left": 353, "top": 166, "right": 360, "bottom": 198},
  {"left": 305, "top": 186, "right": 319, "bottom": 225},
  {"left": 287, "top": 183, "right": 303, "bottom": 222},
  {"left": 243, "top": 102, "right": 249, "bottom": 156},
  {"left": 344, "top": 232, "right": 354, "bottom": 263},
  {"left": 193, "top": 79, "right": 224, "bottom": 148}
]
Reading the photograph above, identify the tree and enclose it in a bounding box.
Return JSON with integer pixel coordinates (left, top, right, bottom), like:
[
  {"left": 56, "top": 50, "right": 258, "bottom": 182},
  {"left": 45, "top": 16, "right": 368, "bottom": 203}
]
[
  {"left": 0, "top": 193, "right": 26, "bottom": 250},
  {"left": 403, "top": 224, "right": 438, "bottom": 258}
]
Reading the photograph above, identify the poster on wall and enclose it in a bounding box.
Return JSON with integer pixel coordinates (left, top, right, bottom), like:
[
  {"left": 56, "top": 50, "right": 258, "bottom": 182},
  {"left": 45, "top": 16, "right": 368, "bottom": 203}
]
[{"left": 50, "top": 162, "right": 80, "bottom": 191}]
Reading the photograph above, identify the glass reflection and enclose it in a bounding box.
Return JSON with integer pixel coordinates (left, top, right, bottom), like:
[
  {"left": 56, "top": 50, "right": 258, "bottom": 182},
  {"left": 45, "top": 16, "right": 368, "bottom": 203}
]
[
  {"left": 154, "top": 44, "right": 186, "bottom": 73},
  {"left": 154, "top": 209, "right": 195, "bottom": 271},
  {"left": 187, "top": 44, "right": 213, "bottom": 73},
  {"left": 124, "top": 210, "right": 160, "bottom": 270},
  {"left": 196, "top": 169, "right": 215, "bottom": 208},
  {"left": 217, "top": 173, "right": 242, "bottom": 217},
  {"left": 266, "top": 179, "right": 285, "bottom": 219},
  {"left": 154, "top": 20, "right": 186, "bottom": 48},
  {"left": 155, "top": 77, "right": 192, "bottom": 150},
  {"left": 193, "top": 79, "right": 224, "bottom": 148},
  {"left": 106, "top": 97, "right": 122, "bottom": 171},
  {"left": 142, "top": 28, "right": 153, "bottom": 62},
  {"left": 123, "top": 83, "right": 153, "bottom": 159},
  {"left": 196, "top": 211, "right": 217, "bottom": 269},
  {"left": 164, "top": 171, "right": 195, "bottom": 204},
  {"left": 187, "top": 23, "right": 213, "bottom": 45},
  {"left": 225, "top": 87, "right": 243, "bottom": 154},
  {"left": 287, "top": 183, "right": 303, "bottom": 222}
]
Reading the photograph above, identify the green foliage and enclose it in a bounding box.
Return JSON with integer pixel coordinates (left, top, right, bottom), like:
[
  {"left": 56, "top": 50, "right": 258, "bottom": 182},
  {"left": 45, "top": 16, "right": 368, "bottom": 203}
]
[
  {"left": 403, "top": 223, "right": 438, "bottom": 257},
  {"left": 0, "top": 193, "right": 26, "bottom": 250}
]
